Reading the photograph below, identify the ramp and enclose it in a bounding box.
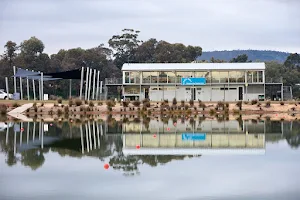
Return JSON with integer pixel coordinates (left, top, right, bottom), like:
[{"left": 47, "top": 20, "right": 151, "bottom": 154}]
[{"left": 7, "top": 103, "right": 33, "bottom": 121}]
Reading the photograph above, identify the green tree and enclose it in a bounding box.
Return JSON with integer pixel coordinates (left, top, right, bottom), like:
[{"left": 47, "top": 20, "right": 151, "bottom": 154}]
[
  {"left": 20, "top": 36, "right": 45, "bottom": 64},
  {"left": 230, "top": 54, "right": 248, "bottom": 63},
  {"left": 108, "top": 29, "right": 142, "bottom": 69},
  {"left": 3, "top": 41, "right": 18, "bottom": 68},
  {"left": 284, "top": 53, "right": 300, "bottom": 68}
]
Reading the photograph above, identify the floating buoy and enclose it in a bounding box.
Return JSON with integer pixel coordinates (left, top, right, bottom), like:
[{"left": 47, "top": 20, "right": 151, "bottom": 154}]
[
  {"left": 153, "top": 134, "right": 157, "bottom": 138},
  {"left": 104, "top": 163, "right": 110, "bottom": 169},
  {"left": 50, "top": 123, "right": 53, "bottom": 126},
  {"left": 167, "top": 127, "right": 170, "bottom": 131},
  {"left": 136, "top": 145, "right": 140, "bottom": 149},
  {"left": 173, "top": 122, "right": 177, "bottom": 126},
  {"left": 70, "top": 119, "right": 73, "bottom": 122},
  {"left": 20, "top": 128, "right": 24, "bottom": 131}
]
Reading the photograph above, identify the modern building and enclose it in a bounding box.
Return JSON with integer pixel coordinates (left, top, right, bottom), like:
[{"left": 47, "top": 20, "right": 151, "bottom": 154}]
[{"left": 105, "top": 62, "right": 285, "bottom": 101}]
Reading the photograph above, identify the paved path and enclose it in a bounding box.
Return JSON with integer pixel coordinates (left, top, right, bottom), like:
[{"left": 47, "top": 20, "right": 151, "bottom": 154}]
[{"left": 7, "top": 103, "right": 33, "bottom": 121}]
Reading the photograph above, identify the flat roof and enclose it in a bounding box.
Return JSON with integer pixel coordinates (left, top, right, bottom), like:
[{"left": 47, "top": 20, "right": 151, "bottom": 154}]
[
  {"left": 122, "top": 63, "right": 265, "bottom": 71},
  {"left": 123, "top": 148, "right": 266, "bottom": 155}
]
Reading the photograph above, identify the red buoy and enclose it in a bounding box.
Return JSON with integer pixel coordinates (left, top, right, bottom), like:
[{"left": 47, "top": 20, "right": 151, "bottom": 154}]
[
  {"left": 173, "top": 122, "right": 177, "bottom": 126},
  {"left": 50, "top": 123, "right": 53, "bottom": 126},
  {"left": 20, "top": 128, "right": 24, "bottom": 131},
  {"left": 167, "top": 127, "right": 170, "bottom": 131},
  {"left": 136, "top": 145, "right": 140, "bottom": 149},
  {"left": 153, "top": 134, "right": 157, "bottom": 138},
  {"left": 104, "top": 163, "right": 109, "bottom": 169}
]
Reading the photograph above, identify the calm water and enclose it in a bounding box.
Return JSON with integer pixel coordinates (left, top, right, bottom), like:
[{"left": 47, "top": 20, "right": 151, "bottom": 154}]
[{"left": 1, "top": 117, "right": 300, "bottom": 200}]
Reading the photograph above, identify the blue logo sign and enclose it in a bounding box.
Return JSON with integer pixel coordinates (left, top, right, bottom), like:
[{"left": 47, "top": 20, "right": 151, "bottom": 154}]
[
  {"left": 181, "top": 77, "right": 206, "bottom": 85},
  {"left": 182, "top": 133, "right": 206, "bottom": 141}
]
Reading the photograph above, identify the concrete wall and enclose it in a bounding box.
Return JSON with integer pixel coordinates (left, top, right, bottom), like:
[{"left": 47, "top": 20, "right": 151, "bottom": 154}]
[{"left": 244, "top": 85, "right": 264, "bottom": 101}]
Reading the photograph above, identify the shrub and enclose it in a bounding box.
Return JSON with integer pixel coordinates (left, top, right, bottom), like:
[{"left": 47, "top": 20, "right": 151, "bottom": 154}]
[
  {"left": 209, "top": 109, "right": 216, "bottom": 115},
  {"left": 236, "top": 101, "right": 242, "bottom": 110},
  {"left": 291, "top": 107, "right": 296, "bottom": 111},
  {"left": 184, "top": 104, "right": 189, "bottom": 110},
  {"left": 265, "top": 101, "right": 271, "bottom": 108},
  {"left": 12, "top": 102, "right": 20, "bottom": 107},
  {"left": 84, "top": 100, "right": 88, "bottom": 104},
  {"left": 80, "top": 105, "right": 86, "bottom": 112},
  {"left": 199, "top": 102, "right": 206, "bottom": 110},
  {"left": 189, "top": 100, "right": 194, "bottom": 106},
  {"left": 244, "top": 101, "right": 249, "bottom": 105},
  {"left": 216, "top": 101, "right": 224, "bottom": 110},
  {"left": 89, "top": 101, "right": 94, "bottom": 107},
  {"left": 0, "top": 104, "right": 7, "bottom": 115},
  {"left": 280, "top": 101, "right": 284, "bottom": 106},
  {"left": 122, "top": 101, "right": 129, "bottom": 107},
  {"left": 57, "top": 98, "right": 62, "bottom": 104},
  {"left": 172, "top": 98, "right": 177, "bottom": 105},
  {"left": 181, "top": 100, "right": 185, "bottom": 107},
  {"left": 225, "top": 102, "right": 229, "bottom": 108},
  {"left": 233, "top": 109, "right": 240, "bottom": 114},
  {"left": 41, "top": 102, "right": 44, "bottom": 106},
  {"left": 257, "top": 103, "right": 261, "bottom": 107},
  {"left": 57, "top": 109, "right": 63, "bottom": 116},
  {"left": 64, "top": 105, "right": 69, "bottom": 113},
  {"left": 68, "top": 99, "right": 74, "bottom": 106},
  {"left": 144, "top": 101, "right": 151, "bottom": 108},
  {"left": 132, "top": 100, "right": 141, "bottom": 107},
  {"left": 75, "top": 99, "right": 82, "bottom": 106},
  {"left": 251, "top": 99, "right": 258, "bottom": 105},
  {"left": 142, "top": 98, "right": 149, "bottom": 104},
  {"left": 106, "top": 100, "right": 115, "bottom": 107}
]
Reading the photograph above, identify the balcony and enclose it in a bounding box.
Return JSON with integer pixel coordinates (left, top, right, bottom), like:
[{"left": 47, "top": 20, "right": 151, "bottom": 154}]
[{"left": 105, "top": 78, "right": 122, "bottom": 85}]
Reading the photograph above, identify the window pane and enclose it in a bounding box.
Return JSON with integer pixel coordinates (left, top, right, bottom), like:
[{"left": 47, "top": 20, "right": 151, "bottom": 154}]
[
  {"left": 253, "top": 71, "right": 258, "bottom": 82},
  {"left": 247, "top": 72, "right": 252, "bottom": 83},
  {"left": 142, "top": 72, "right": 151, "bottom": 83},
  {"left": 258, "top": 71, "right": 263, "bottom": 82},
  {"left": 177, "top": 72, "right": 193, "bottom": 83},
  {"left": 219, "top": 71, "right": 228, "bottom": 83},
  {"left": 125, "top": 72, "right": 130, "bottom": 83},
  {"left": 211, "top": 71, "right": 220, "bottom": 83},
  {"left": 166, "top": 72, "right": 176, "bottom": 83},
  {"left": 159, "top": 72, "right": 168, "bottom": 83},
  {"left": 229, "top": 71, "right": 245, "bottom": 83},
  {"left": 124, "top": 86, "right": 139, "bottom": 94}
]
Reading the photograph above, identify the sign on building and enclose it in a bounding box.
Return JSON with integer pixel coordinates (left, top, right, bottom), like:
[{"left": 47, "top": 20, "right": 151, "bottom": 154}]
[
  {"left": 182, "top": 133, "right": 206, "bottom": 141},
  {"left": 181, "top": 77, "right": 206, "bottom": 85}
]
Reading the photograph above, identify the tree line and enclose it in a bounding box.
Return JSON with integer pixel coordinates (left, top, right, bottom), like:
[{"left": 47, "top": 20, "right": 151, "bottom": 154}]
[{"left": 1, "top": 28, "right": 300, "bottom": 98}]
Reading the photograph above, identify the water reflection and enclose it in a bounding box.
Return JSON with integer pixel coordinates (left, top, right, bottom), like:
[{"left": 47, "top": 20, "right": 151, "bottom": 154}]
[{"left": 0, "top": 117, "right": 300, "bottom": 174}]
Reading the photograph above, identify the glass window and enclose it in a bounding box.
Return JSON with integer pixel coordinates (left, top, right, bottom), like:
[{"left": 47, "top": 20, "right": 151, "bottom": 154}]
[
  {"left": 125, "top": 72, "right": 130, "bottom": 83},
  {"left": 253, "top": 71, "right": 258, "bottom": 82},
  {"left": 229, "top": 71, "right": 245, "bottom": 83},
  {"left": 166, "top": 72, "right": 176, "bottom": 83},
  {"left": 142, "top": 72, "right": 151, "bottom": 83},
  {"left": 124, "top": 86, "right": 139, "bottom": 94},
  {"left": 151, "top": 72, "right": 158, "bottom": 83},
  {"left": 211, "top": 71, "right": 220, "bottom": 83},
  {"left": 258, "top": 71, "right": 263, "bottom": 82},
  {"left": 219, "top": 71, "right": 229, "bottom": 83},
  {"left": 247, "top": 71, "right": 252, "bottom": 83},
  {"left": 159, "top": 72, "right": 168, "bottom": 83},
  {"left": 177, "top": 72, "right": 193, "bottom": 83}
]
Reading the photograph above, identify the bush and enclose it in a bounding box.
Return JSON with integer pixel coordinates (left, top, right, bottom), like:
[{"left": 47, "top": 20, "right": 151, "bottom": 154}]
[
  {"left": 122, "top": 101, "right": 129, "bottom": 107},
  {"left": 236, "top": 101, "right": 242, "bottom": 110},
  {"left": 89, "top": 101, "right": 94, "bottom": 107},
  {"left": 75, "top": 99, "right": 82, "bottom": 106},
  {"left": 181, "top": 100, "right": 185, "bottom": 107},
  {"left": 209, "top": 109, "right": 216, "bottom": 115},
  {"left": 84, "top": 100, "right": 88, "bottom": 105},
  {"left": 291, "top": 107, "right": 296, "bottom": 111},
  {"left": 265, "top": 101, "right": 271, "bottom": 108},
  {"left": 68, "top": 99, "right": 74, "bottom": 106},
  {"left": 57, "top": 98, "right": 62, "bottom": 104},
  {"left": 244, "top": 101, "right": 249, "bottom": 105},
  {"left": 107, "top": 106, "right": 112, "bottom": 112},
  {"left": 142, "top": 98, "right": 149, "bottom": 104},
  {"left": 225, "top": 102, "right": 229, "bottom": 108},
  {"left": 132, "top": 100, "right": 141, "bottom": 107},
  {"left": 251, "top": 99, "right": 258, "bottom": 105},
  {"left": 0, "top": 104, "right": 7, "bottom": 115},
  {"left": 189, "top": 100, "right": 194, "bottom": 106},
  {"left": 184, "top": 104, "right": 189, "bottom": 110},
  {"left": 80, "top": 105, "right": 86, "bottom": 112},
  {"left": 144, "top": 101, "right": 151, "bottom": 108},
  {"left": 64, "top": 105, "right": 69, "bottom": 113},
  {"left": 12, "top": 102, "right": 20, "bottom": 107},
  {"left": 172, "top": 98, "right": 177, "bottom": 105},
  {"left": 280, "top": 101, "right": 284, "bottom": 106},
  {"left": 216, "top": 101, "right": 224, "bottom": 110},
  {"left": 106, "top": 100, "right": 115, "bottom": 107},
  {"left": 199, "top": 102, "right": 206, "bottom": 110},
  {"left": 57, "top": 109, "right": 63, "bottom": 116}
]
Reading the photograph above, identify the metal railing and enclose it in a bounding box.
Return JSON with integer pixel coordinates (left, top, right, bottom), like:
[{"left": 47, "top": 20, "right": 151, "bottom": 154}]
[
  {"left": 105, "top": 78, "right": 122, "bottom": 85},
  {"left": 265, "top": 77, "right": 283, "bottom": 83}
]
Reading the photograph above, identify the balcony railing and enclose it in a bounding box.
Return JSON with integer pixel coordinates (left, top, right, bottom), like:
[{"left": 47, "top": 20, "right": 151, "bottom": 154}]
[{"left": 105, "top": 78, "right": 122, "bottom": 85}]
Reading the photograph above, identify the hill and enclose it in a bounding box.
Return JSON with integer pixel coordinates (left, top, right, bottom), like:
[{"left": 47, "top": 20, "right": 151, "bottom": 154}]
[{"left": 197, "top": 50, "right": 290, "bottom": 63}]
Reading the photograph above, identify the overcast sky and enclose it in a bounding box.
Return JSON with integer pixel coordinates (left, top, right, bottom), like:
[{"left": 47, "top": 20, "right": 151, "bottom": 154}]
[{"left": 0, "top": 0, "right": 300, "bottom": 55}]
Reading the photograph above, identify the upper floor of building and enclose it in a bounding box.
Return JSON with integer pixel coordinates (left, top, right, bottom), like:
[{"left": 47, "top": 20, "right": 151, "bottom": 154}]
[{"left": 106, "top": 63, "right": 266, "bottom": 85}]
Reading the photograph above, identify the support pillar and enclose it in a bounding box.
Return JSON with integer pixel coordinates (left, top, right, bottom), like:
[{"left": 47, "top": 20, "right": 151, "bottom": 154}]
[
  {"left": 79, "top": 67, "right": 84, "bottom": 100},
  {"left": 41, "top": 72, "right": 44, "bottom": 101},
  {"left": 13, "top": 66, "right": 17, "bottom": 94},
  {"left": 32, "top": 70, "right": 36, "bottom": 101},
  {"left": 92, "top": 69, "right": 96, "bottom": 100},
  {"left": 96, "top": 71, "right": 100, "bottom": 100},
  {"left": 88, "top": 68, "right": 92, "bottom": 101},
  {"left": 80, "top": 125, "right": 84, "bottom": 154},
  {"left": 5, "top": 77, "right": 9, "bottom": 99},
  {"left": 20, "top": 77, "right": 23, "bottom": 100},
  {"left": 85, "top": 67, "right": 89, "bottom": 100},
  {"left": 85, "top": 124, "right": 90, "bottom": 152}
]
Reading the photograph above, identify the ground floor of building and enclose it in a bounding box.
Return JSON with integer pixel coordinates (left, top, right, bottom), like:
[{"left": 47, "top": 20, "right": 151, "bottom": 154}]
[{"left": 122, "top": 84, "right": 273, "bottom": 101}]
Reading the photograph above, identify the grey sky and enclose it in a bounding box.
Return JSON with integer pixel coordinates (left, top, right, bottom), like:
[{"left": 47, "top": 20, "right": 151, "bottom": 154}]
[{"left": 0, "top": 0, "right": 300, "bottom": 55}]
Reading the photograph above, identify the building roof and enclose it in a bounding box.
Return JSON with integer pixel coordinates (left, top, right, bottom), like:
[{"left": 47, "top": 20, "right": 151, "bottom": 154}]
[
  {"left": 122, "top": 63, "right": 265, "bottom": 71},
  {"left": 123, "top": 148, "right": 266, "bottom": 155}
]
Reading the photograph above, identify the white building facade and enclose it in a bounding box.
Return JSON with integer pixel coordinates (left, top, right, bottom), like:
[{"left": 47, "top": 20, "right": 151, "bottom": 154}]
[{"left": 118, "top": 63, "right": 267, "bottom": 101}]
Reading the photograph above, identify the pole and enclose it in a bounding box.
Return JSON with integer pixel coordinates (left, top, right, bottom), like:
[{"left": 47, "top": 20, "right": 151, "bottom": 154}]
[
  {"left": 85, "top": 123, "right": 89, "bottom": 152},
  {"left": 92, "top": 69, "right": 96, "bottom": 100},
  {"left": 85, "top": 67, "right": 89, "bottom": 100},
  {"left": 88, "top": 68, "right": 92, "bottom": 101},
  {"left": 5, "top": 77, "right": 9, "bottom": 97},
  {"left": 41, "top": 72, "right": 44, "bottom": 101},
  {"left": 20, "top": 77, "right": 23, "bottom": 100},
  {"left": 79, "top": 67, "right": 84, "bottom": 99},
  {"left": 13, "top": 66, "right": 17, "bottom": 94},
  {"left": 32, "top": 70, "right": 36, "bottom": 101},
  {"left": 26, "top": 122, "right": 30, "bottom": 144},
  {"left": 95, "top": 71, "right": 100, "bottom": 100},
  {"left": 38, "top": 76, "right": 41, "bottom": 100},
  {"left": 41, "top": 122, "right": 44, "bottom": 149},
  {"left": 93, "top": 121, "right": 96, "bottom": 149},
  {"left": 6, "top": 125, "right": 9, "bottom": 145},
  {"left": 69, "top": 79, "right": 72, "bottom": 99},
  {"left": 33, "top": 122, "right": 36, "bottom": 141},
  {"left": 26, "top": 76, "right": 30, "bottom": 100},
  {"left": 80, "top": 125, "right": 84, "bottom": 154}
]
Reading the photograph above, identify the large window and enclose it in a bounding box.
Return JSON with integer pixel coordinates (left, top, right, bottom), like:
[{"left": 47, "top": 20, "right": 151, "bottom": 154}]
[
  {"left": 211, "top": 71, "right": 228, "bottom": 83},
  {"left": 124, "top": 72, "right": 140, "bottom": 84},
  {"left": 247, "top": 71, "right": 252, "bottom": 83},
  {"left": 166, "top": 72, "right": 176, "bottom": 83},
  {"left": 258, "top": 71, "right": 263, "bottom": 82},
  {"left": 247, "top": 71, "right": 264, "bottom": 83},
  {"left": 253, "top": 71, "right": 258, "bottom": 82},
  {"left": 142, "top": 72, "right": 151, "bottom": 83},
  {"left": 124, "top": 86, "right": 140, "bottom": 94},
  {"left": 229, "top": 71, "right": 245, "bottom": 83},
  {"left": 159, "top": 72, "right": 168, "bottom": 83}
]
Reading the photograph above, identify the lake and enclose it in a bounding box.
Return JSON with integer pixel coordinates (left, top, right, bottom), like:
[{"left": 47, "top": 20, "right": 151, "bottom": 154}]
[{"left": 1, "top": 117, "right": 300, "bottom": 200}]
